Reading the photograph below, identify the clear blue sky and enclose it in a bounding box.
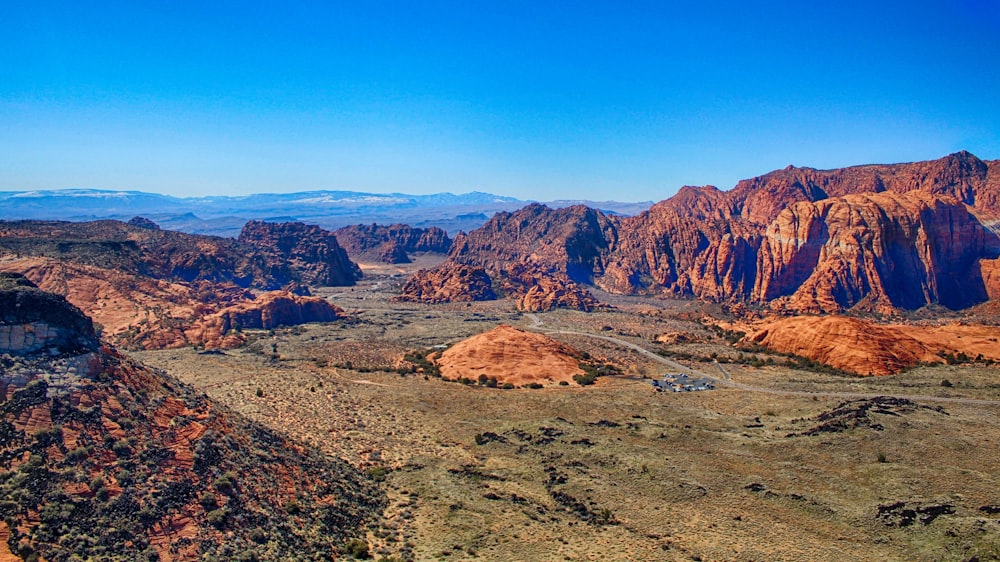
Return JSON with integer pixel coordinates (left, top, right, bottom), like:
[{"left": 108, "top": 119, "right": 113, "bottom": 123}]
[{"left": 2, "top": 1, "right": 998, "bottom": 201}]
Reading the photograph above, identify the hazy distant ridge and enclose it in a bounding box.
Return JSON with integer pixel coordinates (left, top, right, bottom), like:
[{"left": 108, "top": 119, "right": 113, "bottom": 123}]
[{"left": 0, "top": 188, "right": 650, "bottom": 236}]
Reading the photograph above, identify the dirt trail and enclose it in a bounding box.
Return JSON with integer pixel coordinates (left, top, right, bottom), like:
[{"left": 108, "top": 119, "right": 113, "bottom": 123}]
[{"left": 540, "top": 328, "right": 1000, "bottom": 408}]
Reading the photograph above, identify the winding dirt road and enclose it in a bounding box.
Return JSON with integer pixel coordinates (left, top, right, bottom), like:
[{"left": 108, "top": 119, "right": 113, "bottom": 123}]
[{"left": 540, "top": 328, "right": 1000, "bottom": 408}]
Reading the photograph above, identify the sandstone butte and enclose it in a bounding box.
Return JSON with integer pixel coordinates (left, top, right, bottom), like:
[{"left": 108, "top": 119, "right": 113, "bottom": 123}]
[
  {"left": 0, "top": 274, "right": 382, "bottom": 561},
  {"left": 745, "top": 315, "right": 1000, "bottom": 376},
  {"left": 435, "top": 324, "right": 584, "bottom": 387}
]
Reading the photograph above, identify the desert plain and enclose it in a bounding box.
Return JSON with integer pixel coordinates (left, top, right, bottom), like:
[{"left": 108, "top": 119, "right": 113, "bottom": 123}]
[{"left": 134, "top": 259, "right": 1000, "bottom": 562}]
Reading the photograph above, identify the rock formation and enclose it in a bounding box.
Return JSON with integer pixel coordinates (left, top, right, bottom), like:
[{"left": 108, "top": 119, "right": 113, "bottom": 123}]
[
  {"left": 0, "top": 282, "right": 382, "bottom": 561},
  {"left": 238, "top": 220, "right": 362, "bottom": 286},
  {"left": 496, "top": 263, "right": 600, "bottom": 312},
  {"left": 396, "top": 262, "right": 496, "bottom": 303},
  {"left": 744, "top": 316, "right": 941, "bottom": 376},
  {"left": 0, "top": 272, "right": 99, "bottom": 355},
  {"left": 334, "top": 223, "right": 451, "bottom": 263},
  {"left": 435, "top": 325, "right": 583, "bottom": 386},
  {"left": 404, "top": 152, "right": 1000, "bottom": 314},
  {"left": 744, "top": 315, "right": 1000, "bottom": 375},
  {"left": 752, "top": 192, "right": 997, "bottom": 313},
  {"left": 184, "top": 291, "right": 343, "bottom": 349},
  {"left": 0, "top": 258, "right": 342, "bottom": 350},
  {"left": 0, "top": 218, "right": 362, "bottom": 289},
  {"left": 449, "top": 203, "right": 616, "bottom": 282},
  {"left": 395, "top": 261, "right": 598, "bottom": 312}
]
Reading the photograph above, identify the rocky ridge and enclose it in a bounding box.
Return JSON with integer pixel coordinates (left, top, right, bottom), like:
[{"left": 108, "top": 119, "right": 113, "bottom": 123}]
[
  {"left": 334, "top": 223, "right": 451, "bottom": 263},
  {"left": 0, "top": 276, "right": 382, "bottom": 561},
  {"left": 401, "top": 152, "right": 1000, "bottom": 314},
  {"left": 0, "top": 258, "right": 342, "bottom": 350},
  {"left": 0, "top": 218, "right": 362, "bottom": 290}
]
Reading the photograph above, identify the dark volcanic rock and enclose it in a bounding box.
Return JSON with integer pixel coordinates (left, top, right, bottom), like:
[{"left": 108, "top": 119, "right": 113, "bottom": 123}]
[
  {"left": 0, "top": 272, "right": 99, "bottom": 355},
  {"left": 334, "top": 223, "right": 452, "bottom": 263},
  {"left": 396, "top": 262, "right": 497, "bottom": 303},
  {"left": 238, "top": 220, "right": 362, "bottom": 286},
  {"left": 128, "top": 216, "right": 160, "bottom": 230}
]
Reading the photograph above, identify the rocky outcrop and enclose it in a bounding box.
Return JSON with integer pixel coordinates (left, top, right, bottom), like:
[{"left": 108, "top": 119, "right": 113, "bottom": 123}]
[
  {"left": 745, "top": 316, "right": 941, "bottom": 376},
  {"left": 395, "top": 261, "right": 598, "bottom": 312},
  {"left": 0, "top": 287, "right": 381, "bottom": 561},
  {"left": 0, "top": 218, "right": 362, "bottom": 289},
  {"left": 185, "top": 291, "right": 343, "bottom": 349},
  {"left": 0, "top": 272, "right": 98, "bottom": 355},
  {"left": 745, "top": 314, "right": 1000, "bottom": 375},
  {"left": 396, "top": 263, "right": 496, "bottom": 303},
  {"left": 238, "top": 220, "right": 361, "bottom": 286},
  {"left": 449, "top": 203, "right": 616, "bottom": 283},
  {"left": 334, "top": 223, "right": 451, "bottom": 263},
  {"left": 128, "top": 216, "right": 160, "bottom": 230},
  {"left": 0, "top": 258, "right": 342, "bottom": 350},
  {"left": 435, "top": 325, "right": 584, "bottom": 386},
  {"left": 752, "top": 192, "right": 997, "bottom": 313},
  {"left": 496, "top": 263, "right": 600, "bottom": 312}
]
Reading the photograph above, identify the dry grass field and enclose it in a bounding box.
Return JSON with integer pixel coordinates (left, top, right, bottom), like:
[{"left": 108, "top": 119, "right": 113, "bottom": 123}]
[{"left": 133, "top": 269, "right": 1000, "bottom": 562}]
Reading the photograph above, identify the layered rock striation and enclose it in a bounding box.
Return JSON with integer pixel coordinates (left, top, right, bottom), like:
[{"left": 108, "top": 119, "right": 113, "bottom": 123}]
[
  {"left": 435, "top": 325, "right": 584, "bottom": 386},
  {"left": 401, "top": 152, "right": 1000, "bottom": 314},
  {"left": 0, "top": 259, "right": 342, "bottom": 350},
  {"left": 0, "top": 273, "right": 99, "bottom": 355},
  {"left": 334, "top": 223, "right": 451, "bottom": 263}
]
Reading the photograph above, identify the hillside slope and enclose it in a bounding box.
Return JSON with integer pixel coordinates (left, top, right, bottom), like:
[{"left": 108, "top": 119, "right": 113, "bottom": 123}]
[{"left": 0, "top": 273, "right": 382, "bottom": 561}]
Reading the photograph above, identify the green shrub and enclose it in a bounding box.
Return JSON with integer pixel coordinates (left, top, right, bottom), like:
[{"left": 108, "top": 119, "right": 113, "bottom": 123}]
[{"left": 345, "top": 537, "right": 370, "bottom": 559}]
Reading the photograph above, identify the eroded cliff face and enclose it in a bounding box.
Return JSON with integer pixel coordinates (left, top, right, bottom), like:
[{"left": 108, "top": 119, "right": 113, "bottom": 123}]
[
  {"left": 728, "top": 150, "right": 1000, "bottom": 224},
  {"left": 449, "top": 203, "right": 617, "bottom": 283},
  {"left": 238, "top": 220, "right": 362, "bottom": 286},
  {"left": 0, "top": 258, "right": 342, "bottom": 350},
  {"left": 334, "top": 224, "right": 451, "bottom": 264},
  {"left": 753, "top": 192, "right": 997, "bottom": 313},
  {"left": 0, "top": 218, "right": 363, "bottom": 290},
  {"left": 407, "top": 153, "right": 1000, "bottom": 314},
  {"left": 0, "top": 273, "right": 99, "bottom": 356},
  {"left": 0, "top": 281, "right": 381, "bottom": 561}
]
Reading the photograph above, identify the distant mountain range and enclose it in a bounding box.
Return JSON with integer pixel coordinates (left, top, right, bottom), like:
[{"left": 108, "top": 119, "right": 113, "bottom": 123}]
[{"left": 0, "top": 188, "right": 652, "bottom": 236}]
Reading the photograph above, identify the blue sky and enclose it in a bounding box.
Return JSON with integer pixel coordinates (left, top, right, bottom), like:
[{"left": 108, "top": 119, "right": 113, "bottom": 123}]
[{"left": 2, "top": 1, "right": 998, "bottom": 201}]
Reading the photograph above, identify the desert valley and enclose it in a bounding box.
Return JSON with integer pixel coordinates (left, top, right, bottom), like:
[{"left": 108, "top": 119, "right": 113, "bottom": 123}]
[{"left": 0, "top": 152, "right": 998, "bottom": 561}]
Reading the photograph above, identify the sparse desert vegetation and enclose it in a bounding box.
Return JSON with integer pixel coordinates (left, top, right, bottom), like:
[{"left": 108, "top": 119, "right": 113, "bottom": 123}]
[{"left": 135, "top": 269, "right": 1000, "bottom": 562}]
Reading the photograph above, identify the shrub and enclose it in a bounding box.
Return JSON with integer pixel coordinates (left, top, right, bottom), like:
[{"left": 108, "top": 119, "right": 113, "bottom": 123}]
[
  {"left": 206, "top": 508, "right": 229, "bottom": 528},
  {"left": 345, "top": 538, "right": 370, "bottom": 559},
  {"left": 366, "top": 466, "right": 388, "bottom": 482}
]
